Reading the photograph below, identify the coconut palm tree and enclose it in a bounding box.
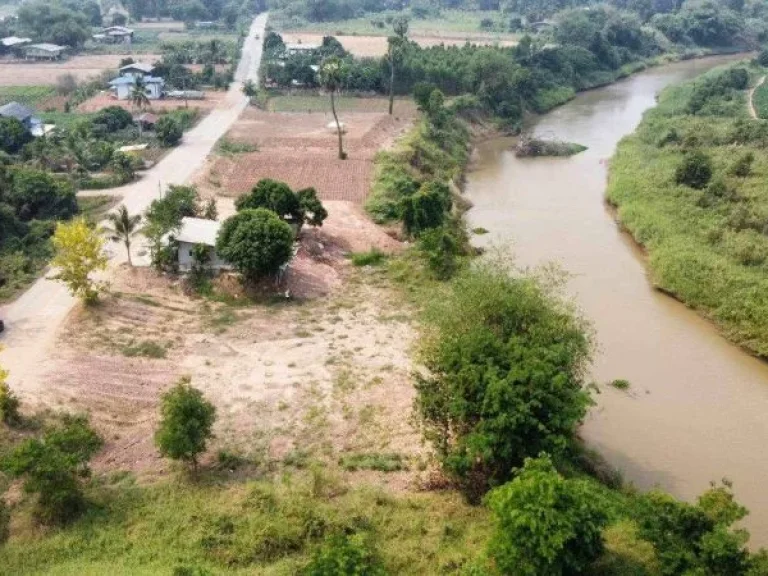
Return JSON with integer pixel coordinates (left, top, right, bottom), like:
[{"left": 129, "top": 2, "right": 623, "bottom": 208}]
[
  {"left": 387, "top": 17, "right": 409, "bottom": 116},
  {"left": 130, "top": 76, "right": 150, "bottom": 112},
  {"left": 318, "top": 57, "right": 349, "bottom": 160},
  {"left": 102, "top": 205, "right": 142, "bottom": 266}
]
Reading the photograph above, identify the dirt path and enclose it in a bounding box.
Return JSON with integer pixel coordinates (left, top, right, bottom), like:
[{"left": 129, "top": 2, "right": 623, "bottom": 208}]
[
  {"left": 0, "top": 13, "right": 269, "bottom": 401},
  {"left": 748, "top": 75, "right": 765, "bottom": 119}
]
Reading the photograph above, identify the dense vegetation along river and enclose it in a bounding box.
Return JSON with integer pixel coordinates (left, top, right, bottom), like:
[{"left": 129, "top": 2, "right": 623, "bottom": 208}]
[{"left": 464, "top": 55, "right": 768, "bottom": 546}]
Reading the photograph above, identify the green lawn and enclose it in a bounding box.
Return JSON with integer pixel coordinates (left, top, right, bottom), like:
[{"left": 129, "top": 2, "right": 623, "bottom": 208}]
[
  {"left": 267, "top": 93, "right": 416, "bottom": 114},
  {"left": 0, "top": 86, "right": 56, "bottom": 108}
]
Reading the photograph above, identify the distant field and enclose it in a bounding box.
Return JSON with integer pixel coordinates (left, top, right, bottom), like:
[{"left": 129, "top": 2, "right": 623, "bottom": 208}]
[
  {"left": 0, "top": 55, "right": 160, "bottom": 86},
  {"left": 268, "top": 94, "right": 417, "bottom": 114},
  {"left": 275, "top": 9, "right": 518, "bottom": 39},
  {"left": 281, "top": 32, "right": 517, "bottom": 57},
  {"left": 0, "top": 85, "right": 55, "bottom": 107}
]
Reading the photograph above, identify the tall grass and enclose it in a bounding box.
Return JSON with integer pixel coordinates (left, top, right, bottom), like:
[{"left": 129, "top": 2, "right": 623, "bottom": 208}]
[{"left": 607, "top": 61, "right": 768, "bottom": 356}]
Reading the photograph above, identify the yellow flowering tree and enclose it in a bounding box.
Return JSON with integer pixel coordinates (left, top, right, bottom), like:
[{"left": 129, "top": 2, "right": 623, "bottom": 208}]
[{"left": 52, "top": 218, "right": 108, "bottom": 305}]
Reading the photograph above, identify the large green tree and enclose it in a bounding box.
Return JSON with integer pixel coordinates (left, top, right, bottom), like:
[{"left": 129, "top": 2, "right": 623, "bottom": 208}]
[
  {"left": 0, "top": 118, "right": 33, "bottom": 155},
  {"left": 235, "top": 179, "right": 327, "bottom": 230},
  {"left": 216, "top": 208, "right": 295, "bottom": 279}
]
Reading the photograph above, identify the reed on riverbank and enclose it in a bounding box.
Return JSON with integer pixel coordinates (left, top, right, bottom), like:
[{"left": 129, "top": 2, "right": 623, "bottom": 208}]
[{"left": 607, "top": 60, "right": 768, "bottom": 357}]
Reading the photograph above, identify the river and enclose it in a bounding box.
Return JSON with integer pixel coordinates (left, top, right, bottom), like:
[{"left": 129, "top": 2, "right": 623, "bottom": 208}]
[{"left": 464, "top": 55, "right": 768, "bottom": 545}]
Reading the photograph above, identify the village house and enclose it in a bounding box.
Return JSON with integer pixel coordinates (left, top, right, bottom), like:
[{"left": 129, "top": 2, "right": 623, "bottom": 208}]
[
  {"left": 119, "top": 62, "right": 155, "bottom": 79},
  {"left": 109, "top": 63, "right": 165, "bottom": 100},
  {"left": 0, "top": 101, "right": 46, "bottom": 136},
  {"left": 93, "top": 26, "right": 134, "bottom": 45},
  {"left": 23, "top": 43, "right": 66, "bottom": 60},
  {"left": 284, "top": 42, "right": 320, "bottom": 56},
  {"left": 168, "top": 217, "right": 230, "bottom": 272},
  {"left": 0, "top": 36, "right": 31, "bottom": 56}
]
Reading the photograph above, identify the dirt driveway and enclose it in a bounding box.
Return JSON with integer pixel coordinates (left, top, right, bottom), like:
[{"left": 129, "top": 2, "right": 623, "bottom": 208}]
[{"left": 0, "top": 55, "right": 161, "bottom": 86}]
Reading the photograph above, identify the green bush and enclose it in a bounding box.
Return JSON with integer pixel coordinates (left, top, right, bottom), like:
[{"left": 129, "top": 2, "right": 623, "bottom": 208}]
[
  {"left": 155, "top": 377, "right": 216, "bottom": 471},
  {"left": 414, "top": 259, "right": 592, "bottom": 501},
  {"left": 729, "top": 151, "right": 754, "bottom": 177},
  {"left": 0, "top": 498, "right": 8, "bottom": 546},
  {"left": 401, "top": 180, "right": 452, "bottom": 237},
  {"left": 0, "top": 381, "right": 21, "bottom": 425},
  {"left": 156, "top": 115, "right": 183, "bottom": 147},
  {"left": 303, "top": 533, "right": 385, "bottom": 576},
  {"left": 0, "top": 118, "right": 33, "bottom": 155},
  {"left": 417, "top": 220, "right": 468, "bottom": 280},
  {"left": 236, "top": 179, "right": 327, "bottom": 229},
  {"left": 216, "top": 208, "right": 295, "bottom": 280},
  {"left": 675, "top": 150, "right": 713, "bottom": 189},
  {"left": 486, "top": 455, "right": 608, "bottom": 576},
  {"left": 350, "top": 249, "right": 387, "bottom": 267},
  {"left": 2, "top": 415, "right": 103, "bottom": 524}
]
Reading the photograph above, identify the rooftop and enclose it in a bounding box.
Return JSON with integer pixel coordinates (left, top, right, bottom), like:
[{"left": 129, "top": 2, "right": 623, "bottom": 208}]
[
  {"left": 174, "top": 217, "right": 221, "bottom": 247},
  {"left": 26, "top": 43, "right": 65, "bottom": 52},
  {"left": 1, "top": 36, "right": 31, "bottom": 47},
  {"left": 0, "top": 101, "right": 35, "bottom": 121},
  {"left": 109, "top": 76, "right": 164, "bottom": 85},
  {"left": 120, "top": 62, "right": 154, "bottom": 74},
  {"left": 285, "top": 43, "right": 320, "bottom": 51}
]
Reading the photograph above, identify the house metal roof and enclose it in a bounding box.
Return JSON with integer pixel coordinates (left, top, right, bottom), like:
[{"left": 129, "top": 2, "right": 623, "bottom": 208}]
[
  {"left": 174, "top": 217, "right": 221, "bottom": 247},
  {"left": 1, "top": 36, "right": 31, "bottom": 47},
  {"left": 0, "top": 101, "right": 35, "bottom": 121},
  {"left": 120, "top": 62, "right": 154, "bottom": 74},
  {"left": 26, "top": 43, "right": 65, "bottom": 52},
  {"left": 110, "top": 76, "right": 164, "bottom": 86}
]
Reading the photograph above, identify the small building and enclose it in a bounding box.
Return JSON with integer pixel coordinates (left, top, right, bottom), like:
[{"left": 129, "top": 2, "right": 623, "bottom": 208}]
[
  {"left": 285, "top": 43, "right": 321, "bottom": 56},
  {"left": 169, "top": 217, "right": 230, "bottom": 272},
  {"left": 0, "top": 101, "right": 43, "bottom": 134},
  {"left": 109, "top": 75, "right": 165, "bottom": 100},
  {"left": 24, "top": 43, "right": 66, "bottom": 60},
  {"left": 1, "top": 36, "right": 31, "bottom": 48},
  {"left": 119, "top": 62, "right": 155, "bottom": 79},
  {"left": 94, "top": 26, "right": 134, "bottom": 45}
]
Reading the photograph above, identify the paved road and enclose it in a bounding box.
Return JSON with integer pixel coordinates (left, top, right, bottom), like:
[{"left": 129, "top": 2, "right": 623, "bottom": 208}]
[{"left": 0, "top": 13, "right": 268, "bottom": 398}]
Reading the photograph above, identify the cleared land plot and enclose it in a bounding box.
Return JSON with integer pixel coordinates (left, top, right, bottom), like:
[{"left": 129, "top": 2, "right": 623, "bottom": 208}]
[
  {"left": 0, "top": 86, "right": 66, "bottom": 110},
  {"left": 201, "top": 103, "right": 414, "bottom": 203},
  {"left": 78, "top": 90, "right": 226, "bottom": 113},
  {"left": 44, "top": 210, "right": 410, "bottom": 484},
  {"left": 0, "top": 55, "right": 161, "bottom": 86},
  {"left": 281, "top": 32, "right": 518, "bottom": 57},
  {"left": 268, "top": 94, "right": 418, "bottom": 114}
]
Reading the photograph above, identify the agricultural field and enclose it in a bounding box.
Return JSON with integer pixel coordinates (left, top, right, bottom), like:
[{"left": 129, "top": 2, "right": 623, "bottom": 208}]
[
  {"left": 197, "top": 98, "right": 416, "bottom": 204},
  {"left": 0, "top": 55, "right": 160, "bottom": 87},
  {"left": 78, "top": 90, "right": 227, "bottom": 114},
  {"left": 275, "top": 9, "right": 520, "bottom": 38},
  {"left": 280, "top": 31, "right": 518, "bottom": 58}
]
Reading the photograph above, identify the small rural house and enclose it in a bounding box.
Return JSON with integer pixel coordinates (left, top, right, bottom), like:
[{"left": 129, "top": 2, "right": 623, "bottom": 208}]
[
  {"left": 0, "top": 102, "right": 44, "bottom": 136},
  {"left": 23, "top": 43, "right": 65, "bottom": 60},
  {"left": 1, "top": 36, "right": 31, "bottom": 55},
  {"left": 109, "top": 75, "right": 165, "bottom": 100},
  {"left": 94, "top": 26, "right": 134, "bottom": 44},
  {"left": 285, "top": 42, "right": 320, "bottom": 56},
  {"left": 169, "top": 217, "right": 230, "bottom": 271}
]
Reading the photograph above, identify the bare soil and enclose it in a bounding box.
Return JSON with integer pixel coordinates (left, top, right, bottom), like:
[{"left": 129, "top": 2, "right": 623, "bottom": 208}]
[
  {"left": 197, "top": 106, "right": 414, "bottom": 204},
  {"left": 281, "top": 32, "right": 517, "bottom": 57},
  {"left": 78, "top": 90, "right": 226, "bottom": 113},
  {"left": 0, "top": 55, "right": 161, "bottom": 86}
]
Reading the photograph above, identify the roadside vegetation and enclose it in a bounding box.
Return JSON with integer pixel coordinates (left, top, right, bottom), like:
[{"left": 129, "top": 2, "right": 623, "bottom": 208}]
[{"left": 607, "top": 59, "right": 768, "bottom": 357}]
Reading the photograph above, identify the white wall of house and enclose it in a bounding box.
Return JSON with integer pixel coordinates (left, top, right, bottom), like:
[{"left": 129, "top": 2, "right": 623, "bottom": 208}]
[
  {"left": 114, "top": 82, "right": 163, "bottom": 100},
  {"left": 177, "top": 242, "right": 230, "bottom": 271}
]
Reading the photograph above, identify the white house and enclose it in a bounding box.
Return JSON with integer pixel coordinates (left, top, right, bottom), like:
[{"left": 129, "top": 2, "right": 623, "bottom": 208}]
[
  {"left": 109, "top": 75, "right": 165, "bottom": 100},
  {"left": 169, "top": 217, "right": 230, "bottom": 271},
  {"left": 119, "top": 62, "right": 155, "bottom": 79}
]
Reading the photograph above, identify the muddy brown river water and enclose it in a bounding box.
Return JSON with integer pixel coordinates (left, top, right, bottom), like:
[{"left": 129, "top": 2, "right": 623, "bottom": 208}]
[{"left": 465, "top": 55, "right": 768, "bottom": 545}]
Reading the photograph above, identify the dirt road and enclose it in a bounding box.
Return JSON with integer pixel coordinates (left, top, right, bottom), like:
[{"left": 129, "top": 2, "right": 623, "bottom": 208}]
[{"left": 0, "top": 13, "right": 269, "bottom": 401}]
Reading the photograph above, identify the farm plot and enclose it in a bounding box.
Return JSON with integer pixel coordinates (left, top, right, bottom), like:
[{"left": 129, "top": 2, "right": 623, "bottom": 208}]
[
  {"left": 0, "top": 55, "right": 161, "bottom": 86},
  {"left": 281, "top": 32, "right": 518, "bottom": 57},
  {"left": 201, "top": 105, "right": 414, "bottom": 204},
  {"left": 78, "top": 90, "right": 226, "bottom": 113}
]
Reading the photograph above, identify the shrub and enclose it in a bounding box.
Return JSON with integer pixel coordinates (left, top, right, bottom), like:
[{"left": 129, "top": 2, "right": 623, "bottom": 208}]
[
  {"left": 401, "top": 181, "right": 452, "bottom": 237},
  {"left": 729, "top": 151, "right": 754, "bottom": 177},
  {"left": 156, "top": 115, "right": 183, "bottom": 147},
  {"left": 350, "top": 249, "right": 387, "bottom": 267},
  {"left": 303, "top": 533, "right": 385, "bottom": 576},
  {"left": 486, "top": 455, "right": 608, "bottom": 576},
  {"left": 417, "top": 221, "right": 468, "bottom": 280},
  {"left": 0, "top": 117, "right": 32, "bottom": 154},
  {"left": 216, "top": 208, "right": 295, "bottom": 280},
  {"left": 675, "top": 150, "right": 713, "bottom": 189},
  {"left": 0, "top": 381, "right": 21, "bottom": 426},
  {"left": 2, "top": 415, "right": 102, "bottom": 524},
  {"left": 92, "top": 106, "right": 133, "bottom": 132},
  {"left": 0, "top": 497, "right": 8, "bottom": 545},
  {"left": 759, "top": 49, "right": 768, "bottom": 67},
  {"left": 155, "top": 377, "right": 216, "bottom": 472},
  {"left": 414, "top": 260, "right": 592, "bottom": 501}
]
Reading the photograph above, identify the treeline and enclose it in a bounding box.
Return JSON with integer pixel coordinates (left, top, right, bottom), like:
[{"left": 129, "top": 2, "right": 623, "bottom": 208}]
[
  {"left": 608, "top": 59, "right": 768, "bottom": 357},
  {"left": 124, "top": 0, "right": 265, "bottom": 25}
]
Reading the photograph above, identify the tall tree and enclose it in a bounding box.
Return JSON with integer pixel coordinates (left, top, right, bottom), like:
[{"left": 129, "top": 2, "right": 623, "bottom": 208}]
[
  {"left": 387, "top": 17, "right": 409, "bottom": 116},
  {"left": 318, "top": 56, "right": 349, "bottom": 160},
  {"left": 130, "top": 76, "right": 151, "bottom": 112},
  {"left": 102, "top": 205, "right": 142, "bottom": 267}
]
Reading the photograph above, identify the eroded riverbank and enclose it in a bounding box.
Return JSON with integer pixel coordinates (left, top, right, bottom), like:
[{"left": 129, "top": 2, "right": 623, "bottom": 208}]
[{"left": 464, "top": 54, "right": 768, "bottom": 546}]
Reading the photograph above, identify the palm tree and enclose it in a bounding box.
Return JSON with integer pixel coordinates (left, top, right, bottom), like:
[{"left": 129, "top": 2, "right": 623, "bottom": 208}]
[
  {"left": 319, "top": 57, "right": 349, "bottom": 160},
  {"left": 102, "top": 205, "right": 142, "bottom": 266},
  {"left": 130, "top": 76, "right": 150, "bottom": 112},
  {"left": 387, "top": 17, "right": 409, "bottom": 116}
]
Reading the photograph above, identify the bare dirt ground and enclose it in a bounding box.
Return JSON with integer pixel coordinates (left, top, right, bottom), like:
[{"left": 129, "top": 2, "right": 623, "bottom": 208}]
[
  {"left": 78, "top": 90, "right": 227, "bottom": 113},
  {"left": 0, "top": 55, "right": 161, "bottom": 86},
  {"left": 281, "top": 32, "right": 518, "bottom": 57},
  {"left": 196, "top": 104, "right": 415, "bottom": 203},
  {"left": 44, "top": 210, "right": 416, "bottom": 488}
]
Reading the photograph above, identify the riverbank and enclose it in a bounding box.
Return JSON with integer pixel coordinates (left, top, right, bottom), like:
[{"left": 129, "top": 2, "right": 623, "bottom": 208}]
[{"left": 607, "top": 59, "right": 768, "bottom": 357}]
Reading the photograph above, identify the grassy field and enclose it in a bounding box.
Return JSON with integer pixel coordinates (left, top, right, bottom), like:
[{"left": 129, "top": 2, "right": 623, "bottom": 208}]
[
  {"left": 275, "top": 9, "right": 519, "bottom": 38},
  {"left": 607, "top": 61, "right": 768, "bottom": 356},
  {"left": 266, "top": 93, "right": 415, "bottom": 113},
  {"left": 0, "top": 86, "right": 56, "bottom": 108}
]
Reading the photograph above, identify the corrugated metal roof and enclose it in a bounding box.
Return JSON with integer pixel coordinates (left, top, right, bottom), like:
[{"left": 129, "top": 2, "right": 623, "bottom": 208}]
[
  {"left": 0, "top": 101, "right": 35, "bottom": 121},
  {"left": 175, "top": 217, "right": 221, "bottom": 246},
  {"left": 110, "top": 76, "right": 164, "bottom": 85},
  {"left": 120, "top": 62, "right": 154, "bottom": 74},
  {"left": 26, "top": 43, "right": 65, "bottom": 52},
  {"left": 1, "top": 36, "right": 31, "bottom": 47}
]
